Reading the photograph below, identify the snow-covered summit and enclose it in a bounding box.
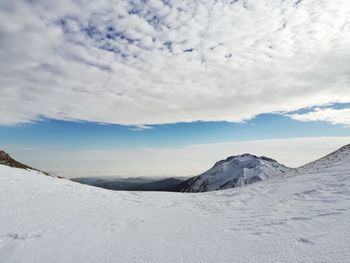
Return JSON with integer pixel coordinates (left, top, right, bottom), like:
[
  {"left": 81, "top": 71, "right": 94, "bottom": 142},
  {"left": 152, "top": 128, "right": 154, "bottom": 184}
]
[{"left": 181, "top": 153, "right": 290, "bottom": 192}]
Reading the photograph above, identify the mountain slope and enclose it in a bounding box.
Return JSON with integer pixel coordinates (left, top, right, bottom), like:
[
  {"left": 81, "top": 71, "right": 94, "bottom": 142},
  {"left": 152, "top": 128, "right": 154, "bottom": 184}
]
[
  {"left": 0, "top": 145, "right": 350, "bottom": 262},
  {"left": 0, "top": 150, "right": 35, "bottom": 170},
  {"left": 181, "top": 154, "right": 290, "bottom": 192},
  {"left": 0, "top": 150, "right": 49, "bottom": 175},
  {"left": 297, "top": 143, "right": 350, "bottom": 172}
]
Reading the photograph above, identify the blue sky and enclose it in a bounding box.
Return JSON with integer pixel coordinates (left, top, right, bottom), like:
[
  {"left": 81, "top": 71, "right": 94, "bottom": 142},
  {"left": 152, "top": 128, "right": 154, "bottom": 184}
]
[
  {"left": 1, "top": 112, "right": 349, "bottom": 178},
  {"left": 0, "top": 113, "right": 349, "bottom": 151},
  {"left": 0, "top": 0, "right": 350, "bottom": 177}
]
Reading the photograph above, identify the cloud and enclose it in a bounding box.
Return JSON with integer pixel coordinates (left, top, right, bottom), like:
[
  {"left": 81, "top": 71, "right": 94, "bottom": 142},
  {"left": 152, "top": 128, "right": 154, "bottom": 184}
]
[
  {"left": 128, "top": 124, "right": 154, "bottom": 131},
  {"left": 289, "top": 107, "right": 350, "bottom": 126},
  {"left": 0, "top": 0, "right": 350, "bottom": 125}
]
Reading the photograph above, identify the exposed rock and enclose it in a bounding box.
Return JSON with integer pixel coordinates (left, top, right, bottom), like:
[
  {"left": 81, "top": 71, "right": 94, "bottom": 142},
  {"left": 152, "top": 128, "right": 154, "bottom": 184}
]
[{"left": 0, "top": 150, "right": 49, "bottom": 175}]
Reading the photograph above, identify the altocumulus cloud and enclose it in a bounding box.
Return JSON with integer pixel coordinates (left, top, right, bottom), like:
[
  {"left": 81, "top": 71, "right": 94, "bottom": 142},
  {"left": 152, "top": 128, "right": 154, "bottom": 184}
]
[{"left": 0, "top": 0, "right": 349, "bottom": 125}]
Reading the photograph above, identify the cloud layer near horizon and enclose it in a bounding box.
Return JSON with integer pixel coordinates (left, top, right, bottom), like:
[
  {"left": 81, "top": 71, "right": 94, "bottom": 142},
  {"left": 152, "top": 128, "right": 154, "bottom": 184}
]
[
  {"left": 1, "top": 0, "right": 349, "bottom": 125},
  {"left": 8, "top": 136, "right": 350, "bottom": 177}
]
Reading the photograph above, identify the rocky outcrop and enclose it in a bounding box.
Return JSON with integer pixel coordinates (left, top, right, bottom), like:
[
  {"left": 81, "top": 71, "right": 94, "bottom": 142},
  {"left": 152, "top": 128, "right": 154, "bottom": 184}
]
[{"left": 0, "top": 150, "right": 49, "bottom": 175}]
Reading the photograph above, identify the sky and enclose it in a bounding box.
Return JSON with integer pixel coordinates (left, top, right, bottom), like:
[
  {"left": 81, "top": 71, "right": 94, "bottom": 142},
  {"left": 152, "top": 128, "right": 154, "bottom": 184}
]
[{"left": 0, "top": 0, "right": 349, "bottom": 177}]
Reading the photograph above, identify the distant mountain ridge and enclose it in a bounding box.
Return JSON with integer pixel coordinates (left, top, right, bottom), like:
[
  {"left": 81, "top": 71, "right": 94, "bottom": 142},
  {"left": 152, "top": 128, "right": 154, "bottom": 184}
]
[
  {"left": 181, "top": 153, "right": 291, "bottom": 192},
  {"left": 2, "top": 144, "right": 349, "bottom": 193},
  {"left": 72, "top": 176, "right": 187, "bottom": 192}
]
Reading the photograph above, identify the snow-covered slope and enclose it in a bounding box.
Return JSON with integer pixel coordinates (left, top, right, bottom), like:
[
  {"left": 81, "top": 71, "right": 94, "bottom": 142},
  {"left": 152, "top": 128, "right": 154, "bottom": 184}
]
[
  {"left": 181, "top": 154, "right": 290, "bottom": 192},
  {"left": 297, "top": 143, "right": 350, "bottom": 173},
  {"left": 1, "top": 145, "right": 350, "bottom": 263}
]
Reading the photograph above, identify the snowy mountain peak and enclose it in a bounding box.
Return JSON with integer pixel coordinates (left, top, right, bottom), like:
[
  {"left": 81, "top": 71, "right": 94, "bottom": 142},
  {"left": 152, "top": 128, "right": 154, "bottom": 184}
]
[
  {"left": 182, "top": 154, "right": 289, "bottom": 192},
  {"left": 213, "top": 153, "right": 278, "bottom": 168}
]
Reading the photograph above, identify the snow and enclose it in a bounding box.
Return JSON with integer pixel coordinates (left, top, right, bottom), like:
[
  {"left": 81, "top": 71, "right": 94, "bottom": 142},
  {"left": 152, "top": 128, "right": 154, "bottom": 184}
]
[
  {"left": 1, "top": 147, "right": 350, "bottom": 263},
  {"left": 182, "top": 154, "right": 290, "bottom": 192}
]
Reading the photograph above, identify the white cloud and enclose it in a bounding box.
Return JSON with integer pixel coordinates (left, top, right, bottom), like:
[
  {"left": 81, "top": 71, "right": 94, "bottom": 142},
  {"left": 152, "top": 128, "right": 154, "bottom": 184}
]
[
  {"left": 0, "top": 0, "right": 350, "bottom": 125},
  {"left": 289, "top": 107, "right": 350, "bottom": 126}
]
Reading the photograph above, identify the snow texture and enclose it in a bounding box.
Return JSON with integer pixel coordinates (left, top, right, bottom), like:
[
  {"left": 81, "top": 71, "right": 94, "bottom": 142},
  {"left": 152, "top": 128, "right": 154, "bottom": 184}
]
[{"left": 1, "top": 146, "right": 350, "bottom": 262}]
